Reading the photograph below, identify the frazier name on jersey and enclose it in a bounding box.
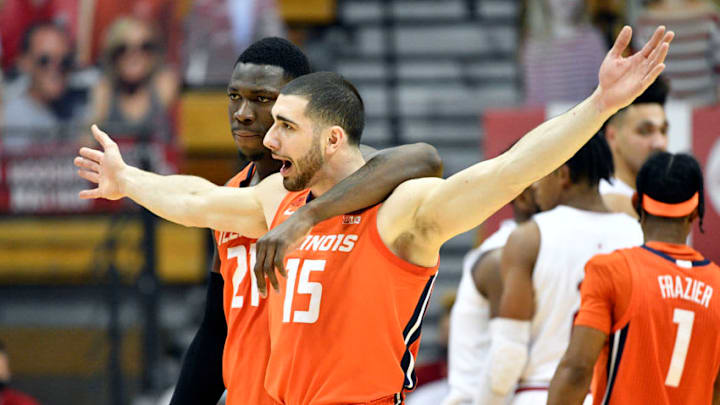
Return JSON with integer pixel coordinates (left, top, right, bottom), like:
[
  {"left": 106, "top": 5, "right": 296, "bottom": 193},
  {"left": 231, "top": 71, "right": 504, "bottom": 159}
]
[{"left": 658, "top": 274, "right": 713, "bottom": 308}]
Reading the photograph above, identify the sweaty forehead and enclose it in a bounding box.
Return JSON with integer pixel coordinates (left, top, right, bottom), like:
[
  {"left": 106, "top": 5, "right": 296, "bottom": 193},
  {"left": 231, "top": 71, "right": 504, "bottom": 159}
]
[{"left": 229, "top": 63, "right": 289, "bottom": 92}]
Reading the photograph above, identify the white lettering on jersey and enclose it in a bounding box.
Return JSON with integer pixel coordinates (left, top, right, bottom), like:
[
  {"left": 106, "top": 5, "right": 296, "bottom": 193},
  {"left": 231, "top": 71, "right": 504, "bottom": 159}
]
[
  {"left": 218, "top": 231, "right": 240, "bottom": 245},
  {"left": 658, "top": 275, "right": 713, "bottom": 308},
  {"left": 295, "top": 234, "right": 358, "bottom": 253}
]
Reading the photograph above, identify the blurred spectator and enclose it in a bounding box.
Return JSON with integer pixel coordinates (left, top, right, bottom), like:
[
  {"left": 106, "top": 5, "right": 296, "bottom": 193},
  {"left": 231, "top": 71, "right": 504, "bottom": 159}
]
[
  {"left": 0, "top": 0, "right": 78, "bottom": 72},
  {"left": 634, "top": 0, "right": 720, "bottom": 105},
  {"left": 522, "top": 0, "right": 608, "bottom": 105},
  {"left": 76, "top": 0, "right": 179, "bottom": 67},
  {"left": 0, "top": 339, "right": 40, "bottom": 405},
  {"left": 89, "top": 17, "right": 178, "bottom": 142},
  {"left": 2, "top": 22, "right": 86, "bottom": 151},
  {"left": 183, "top": 0, "right": 286, "bottom": 86}
]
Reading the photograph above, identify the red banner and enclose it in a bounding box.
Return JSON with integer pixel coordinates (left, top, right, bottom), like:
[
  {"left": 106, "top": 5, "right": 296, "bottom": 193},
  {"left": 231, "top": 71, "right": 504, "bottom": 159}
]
[
  {"left": 692, "top": 105, "right": 720, "bottom": 264},
  {"left": 0, "top": 141, "right": 179, "bottom": 214},
  {"left": 481, "top": 107, "right": 545, "bottom": 240}
]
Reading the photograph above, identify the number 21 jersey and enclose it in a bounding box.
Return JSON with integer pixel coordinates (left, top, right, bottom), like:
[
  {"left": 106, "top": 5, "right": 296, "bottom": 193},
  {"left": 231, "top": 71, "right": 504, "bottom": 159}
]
[{"left": 214, "top": 163, "right": 276, "bottom": 405}]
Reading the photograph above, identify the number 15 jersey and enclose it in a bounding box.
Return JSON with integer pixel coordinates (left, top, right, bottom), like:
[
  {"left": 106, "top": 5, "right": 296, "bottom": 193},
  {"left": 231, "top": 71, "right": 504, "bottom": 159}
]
[{"left": 265, "top": 190, "right": 439, "bottom": 405}]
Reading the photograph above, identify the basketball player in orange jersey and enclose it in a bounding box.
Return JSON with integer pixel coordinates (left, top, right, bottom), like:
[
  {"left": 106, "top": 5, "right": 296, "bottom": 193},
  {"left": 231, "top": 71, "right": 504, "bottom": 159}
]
[
  {"left": 167, "top": 38, "right": 442, "bottom": 405},
  {"left": 474, "top": 135, "right": 642, "bottom": 405},
  {"left": 74, "top": 26, "right": 673, "bottom": 404},
  {"left": 548, "top": 152, "right": 720, "bottom": 405}
]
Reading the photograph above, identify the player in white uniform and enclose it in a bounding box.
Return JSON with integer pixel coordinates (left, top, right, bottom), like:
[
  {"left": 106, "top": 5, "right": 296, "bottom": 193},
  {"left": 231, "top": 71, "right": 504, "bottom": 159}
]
[
  {"left": 600, "top": 76, "right": 669, "bottom": 216},
  {"left": 443, "top": 186, "right": 539, "bottom": 405},
  {"left": 476, "top": 135, "right": 644, "bottom": 405}
]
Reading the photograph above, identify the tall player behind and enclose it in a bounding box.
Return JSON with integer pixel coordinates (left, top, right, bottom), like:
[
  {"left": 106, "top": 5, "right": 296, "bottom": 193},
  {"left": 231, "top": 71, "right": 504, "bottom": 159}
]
[
  {"left": 600, "top": 76, "right": 669, "bottom": 218},
  {"left": 75, "top": 26, "right": 673, "bottom": 404},
  {"left": 168, "top": 38, "right": 443, "bottom": 405},
  {"left": 478, "top": 135, "right": 644, "bottom": 405},
  {"left": 443, "top": 185, "right": 539, "bottom": 405},
  {"left": 549, "top": 152, "right": 720, "bottom": 405}
]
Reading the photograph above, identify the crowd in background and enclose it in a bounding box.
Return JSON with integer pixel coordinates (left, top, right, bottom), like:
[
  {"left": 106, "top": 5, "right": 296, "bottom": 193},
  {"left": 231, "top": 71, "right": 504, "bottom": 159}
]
[
  {"left": 0, "top": 0, "right": 286, "bottom": 151},
  {"left": 0, "top": 0, "right": 718, "bottom": 150},
  {"left": 0, "top": 1, "right": 718, "bottom": 405}
]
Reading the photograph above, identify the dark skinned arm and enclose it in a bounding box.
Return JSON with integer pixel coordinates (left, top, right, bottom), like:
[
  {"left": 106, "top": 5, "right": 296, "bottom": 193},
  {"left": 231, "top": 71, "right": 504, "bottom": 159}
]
[
  {"left": 254, "top": 142, "right": 442, "bottom": 295},
  {"left": 547, "top": 325, "right": 607, "bottom": 405},
  {"left": 714, "top": 367, "right": 720, "bottom": 405},
  {"left": 169, "top": 236, "right": 226, "bottom": 405},
  {"left": 498, "top": 222, "right": 539, "bottom": 321},
  {"left": 472, "top": 248, "right": 504, "bottom": 318}
]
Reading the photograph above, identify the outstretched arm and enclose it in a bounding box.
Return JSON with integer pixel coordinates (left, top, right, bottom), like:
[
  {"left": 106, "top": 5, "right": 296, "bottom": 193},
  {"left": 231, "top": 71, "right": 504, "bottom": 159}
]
[
  {"left": 74, "top": 125, "right": 284, "bottom": 238},
  {"left": 378, "top": 26, "right": 673, "bottom": 266},
  {"left": 253, "top": 142, "right": 442, "bottom": 296},
  {"left": 547, "top": 326, "right": 607, "bottom": 405}
]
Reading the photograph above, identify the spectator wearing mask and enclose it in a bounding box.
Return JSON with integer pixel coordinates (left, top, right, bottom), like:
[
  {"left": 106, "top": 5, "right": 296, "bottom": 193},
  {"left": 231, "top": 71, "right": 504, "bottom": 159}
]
[
  {"left": 0, "top": 339, "right": 40, "bottom": 405},
  {"left": 89, "top": 17, "right": 177, "bottom": 142},
  {"left": 2, "top": 22, "right": 84, "bottom": 150}
]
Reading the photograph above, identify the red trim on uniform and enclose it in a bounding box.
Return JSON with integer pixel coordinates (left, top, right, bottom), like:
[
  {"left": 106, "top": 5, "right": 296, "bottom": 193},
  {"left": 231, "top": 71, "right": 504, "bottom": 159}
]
[{"left": 515, "top": 386, "right": 548, "bottom": 393}]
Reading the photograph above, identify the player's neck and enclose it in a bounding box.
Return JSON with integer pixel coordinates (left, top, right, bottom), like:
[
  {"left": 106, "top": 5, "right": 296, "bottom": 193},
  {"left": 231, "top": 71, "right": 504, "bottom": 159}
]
[
  {"left": 642, "top": 217, "right": 691, "bottom": 245},
  {"left": 562, "top": 184, "right": 609, "bottom": 213},
  {"left": 253, "top": 155, "right": 283, "bottom": 181},
  {"left": 614, "top": 159, "right": 637, "bottom": 191},
  {"left": 310, "top": 147, "right": 365, "bottom": 197}
]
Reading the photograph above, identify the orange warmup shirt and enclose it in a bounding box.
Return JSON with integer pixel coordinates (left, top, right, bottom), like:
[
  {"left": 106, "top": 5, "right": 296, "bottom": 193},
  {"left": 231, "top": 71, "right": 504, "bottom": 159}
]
[
  {"left": 576, "top": 242, "right": 720, "bottom": 405},
  {"left": 264, "top": 190, "right": 439, "bottom": 405},
  {"left": 214, "top": 163, "right": 277, "bottom": 405}
]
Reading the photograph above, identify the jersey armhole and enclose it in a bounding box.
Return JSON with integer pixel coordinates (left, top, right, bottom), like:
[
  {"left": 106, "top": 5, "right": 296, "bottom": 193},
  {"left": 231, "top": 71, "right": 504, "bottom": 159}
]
[{"left": 610, "top": 251, "right": 636, "bottom": 333}]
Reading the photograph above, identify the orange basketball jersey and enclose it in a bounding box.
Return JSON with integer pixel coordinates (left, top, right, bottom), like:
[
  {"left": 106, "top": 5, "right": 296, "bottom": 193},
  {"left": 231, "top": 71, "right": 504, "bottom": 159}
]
[
  {"left": 264, "top": 190, "right": 439, "bottom": 405},
  {"left": 576, "top": 242, "right": 720, "bottom": 405},
  {"left": 214, "top": 163, "right": 276, "bottom": 405}
]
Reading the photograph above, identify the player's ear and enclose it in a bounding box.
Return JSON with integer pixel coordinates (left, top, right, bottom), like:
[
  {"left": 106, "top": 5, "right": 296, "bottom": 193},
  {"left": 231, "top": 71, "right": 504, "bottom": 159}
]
[
  {"left": 326, "top": 126, "right": 345, "bottom": 154},
  {"left": 558, "top": 165, "right": 571, "bottom": 188}
]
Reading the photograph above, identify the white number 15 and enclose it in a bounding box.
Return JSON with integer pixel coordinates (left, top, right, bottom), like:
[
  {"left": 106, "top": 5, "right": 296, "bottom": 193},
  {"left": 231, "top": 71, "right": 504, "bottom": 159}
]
[{"left": 283, "top": 259, "right": 326, "bottom": 324}]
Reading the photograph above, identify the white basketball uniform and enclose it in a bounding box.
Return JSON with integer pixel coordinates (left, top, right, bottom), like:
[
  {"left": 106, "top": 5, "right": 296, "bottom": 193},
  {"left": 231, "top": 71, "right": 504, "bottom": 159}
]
[
  {"left": 511, "top": 206, "right": 643, "bottom": 405},
  {"left": 444, "top": 219, "right": 517, "bottom": 405},
  {"left": 598, "top": 176, "right": 634, "bottom": 197}
]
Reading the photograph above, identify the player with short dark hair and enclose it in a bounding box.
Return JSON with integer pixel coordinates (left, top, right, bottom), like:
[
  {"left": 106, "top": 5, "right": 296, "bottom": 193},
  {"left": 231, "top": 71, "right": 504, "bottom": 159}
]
[
  {"left": 478, "top": 135, "right": 642, "bottom": 405},
  {"left": 600, "top": 76, "right": 670, "bottom": 217},
  {"left": 169, "top": 37, "right": 443, "bottom": 405},
  {"left": 75, "top": 26, "right": 672, "bottom": 404},
  {"left": 548, "top": 152, "right": 720, "bottom": 405}
]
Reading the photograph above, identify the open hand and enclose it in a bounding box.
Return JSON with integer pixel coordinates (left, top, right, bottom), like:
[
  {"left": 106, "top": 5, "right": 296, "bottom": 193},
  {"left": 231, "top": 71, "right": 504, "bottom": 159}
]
[
  {"left": 253, "top": 208, "right": 315, "bottom": 297},
  {"left": 74, "top": 125, "right": 127, "bottom": 200},
  {"left": 597, "top": 25, "right": 674, "bottom": 113}
]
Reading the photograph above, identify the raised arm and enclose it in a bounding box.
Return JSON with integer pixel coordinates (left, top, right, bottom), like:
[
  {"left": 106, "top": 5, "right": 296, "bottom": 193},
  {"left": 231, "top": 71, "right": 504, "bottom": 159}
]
[
  {"left": 378, "top": 26, "right": 673, "bottom": 266},
  {"left": 74, "top": 125, "right": 284, "bottom": 238},
  {"left": 252, "top": 142, "right": 442, "bottom": 295}
]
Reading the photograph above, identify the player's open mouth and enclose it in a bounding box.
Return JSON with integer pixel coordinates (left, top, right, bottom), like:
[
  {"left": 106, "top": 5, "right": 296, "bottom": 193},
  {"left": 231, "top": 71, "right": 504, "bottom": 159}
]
[{"left": 279, "top": 159, "right": 293, "bottom": 176}]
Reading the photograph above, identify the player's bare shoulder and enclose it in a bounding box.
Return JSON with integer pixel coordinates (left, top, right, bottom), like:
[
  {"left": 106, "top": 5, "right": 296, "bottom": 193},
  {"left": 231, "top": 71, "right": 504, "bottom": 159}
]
[{"left": 254, "top": 172, "right": 290, "bottom": 225}]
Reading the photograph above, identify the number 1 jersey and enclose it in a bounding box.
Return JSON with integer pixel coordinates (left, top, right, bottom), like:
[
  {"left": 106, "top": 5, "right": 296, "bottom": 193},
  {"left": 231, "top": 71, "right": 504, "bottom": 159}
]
[
  {"left": 576, "top": 242, "right": 720, "bottom": 405},
  {"left": 264, "top": 190, "right": 440, "bottom": 405},
  {"left": 214, "top": 163, "right": 277, "bottom": 405}
]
